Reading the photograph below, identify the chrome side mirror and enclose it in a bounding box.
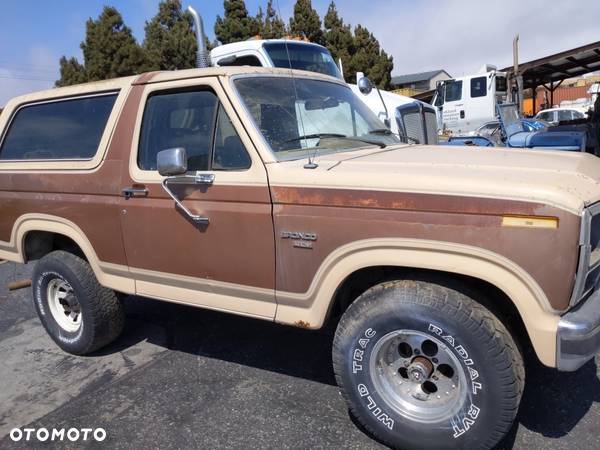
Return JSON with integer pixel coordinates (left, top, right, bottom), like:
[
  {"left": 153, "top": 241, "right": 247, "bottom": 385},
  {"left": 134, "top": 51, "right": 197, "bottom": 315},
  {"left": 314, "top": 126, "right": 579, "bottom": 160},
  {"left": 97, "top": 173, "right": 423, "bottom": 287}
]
[
  {"left": 157, "top": 148, "right": 187, "bottom": 176},
  {"left": 358, "top": 76, "right": 373, "bottom": 95},
  {"left": 157, "top": 147, "right": 211, "bottom": 226}
]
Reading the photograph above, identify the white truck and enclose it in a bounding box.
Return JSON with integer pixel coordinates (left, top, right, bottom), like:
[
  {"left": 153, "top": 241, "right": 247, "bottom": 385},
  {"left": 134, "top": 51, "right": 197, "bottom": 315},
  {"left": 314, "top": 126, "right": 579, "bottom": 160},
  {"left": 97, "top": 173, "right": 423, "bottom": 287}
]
[
  {"left": 432, "top": 64, "right": 508, "bottom": 134},
  {"left": 207, "top": 38, "right": 438, "bottom": 144}
]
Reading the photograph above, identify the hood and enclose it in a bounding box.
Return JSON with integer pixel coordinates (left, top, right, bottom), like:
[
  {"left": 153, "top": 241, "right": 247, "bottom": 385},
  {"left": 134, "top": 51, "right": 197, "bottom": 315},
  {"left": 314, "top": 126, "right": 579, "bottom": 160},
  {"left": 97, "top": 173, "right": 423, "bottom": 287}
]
[{"left": 266, "top": 144, "right": 600, "bottom": 215}]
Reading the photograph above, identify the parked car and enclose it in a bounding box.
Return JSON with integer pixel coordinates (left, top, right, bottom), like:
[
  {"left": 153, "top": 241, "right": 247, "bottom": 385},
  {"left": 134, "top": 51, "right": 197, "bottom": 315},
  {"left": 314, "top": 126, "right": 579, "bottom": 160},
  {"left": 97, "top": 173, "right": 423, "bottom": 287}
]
[
  {"left": 441, "top": 104, "right": 585, "bottom": 151},
  {"left": 535, "top": 107, "right": 587, "bottom": 125},
  {"left": 470, "top": 118, "right": 549, "bottom": 145},
  {"left": 1, "top": 66, "right": 600, "bottom": 450}
]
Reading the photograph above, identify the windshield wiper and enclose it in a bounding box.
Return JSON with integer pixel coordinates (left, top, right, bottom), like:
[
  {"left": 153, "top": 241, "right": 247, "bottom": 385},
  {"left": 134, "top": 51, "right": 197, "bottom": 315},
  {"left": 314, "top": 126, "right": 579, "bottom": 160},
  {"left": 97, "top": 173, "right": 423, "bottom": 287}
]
[
  {"left": 285, "top": 133, "right": 386, "bottom": 149},
  {"left": 284, "top": 133, "right": 346, "bottom": 143}
]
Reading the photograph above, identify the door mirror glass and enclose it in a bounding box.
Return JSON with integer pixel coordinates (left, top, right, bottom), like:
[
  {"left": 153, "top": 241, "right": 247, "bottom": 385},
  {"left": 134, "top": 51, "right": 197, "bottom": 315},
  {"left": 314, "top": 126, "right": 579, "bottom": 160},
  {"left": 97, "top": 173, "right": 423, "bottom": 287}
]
[
  {"left": 157, "top": 147, "right": 188, "bottom": 176},
  {"left": 357, "top": 76, "right": 373, "bottom": 95}
]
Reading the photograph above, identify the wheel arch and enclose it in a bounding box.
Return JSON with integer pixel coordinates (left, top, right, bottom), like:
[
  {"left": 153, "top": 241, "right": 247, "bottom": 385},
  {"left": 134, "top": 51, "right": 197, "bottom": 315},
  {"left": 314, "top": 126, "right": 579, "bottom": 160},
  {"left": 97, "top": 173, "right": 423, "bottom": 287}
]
[
  {"left": 1, "top": 213, "right": 134, "bottom": 294},
  {"left": 275, "top": 238, "right": 560, "bottom": 367}
]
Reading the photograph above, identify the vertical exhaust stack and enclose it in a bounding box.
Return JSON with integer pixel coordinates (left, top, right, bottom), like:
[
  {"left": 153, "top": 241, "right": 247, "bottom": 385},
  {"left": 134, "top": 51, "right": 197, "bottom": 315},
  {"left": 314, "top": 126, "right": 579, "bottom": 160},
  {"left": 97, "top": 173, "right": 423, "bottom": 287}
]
[{"left": 187, "top": 5, "right": 211, "bottom": 68}]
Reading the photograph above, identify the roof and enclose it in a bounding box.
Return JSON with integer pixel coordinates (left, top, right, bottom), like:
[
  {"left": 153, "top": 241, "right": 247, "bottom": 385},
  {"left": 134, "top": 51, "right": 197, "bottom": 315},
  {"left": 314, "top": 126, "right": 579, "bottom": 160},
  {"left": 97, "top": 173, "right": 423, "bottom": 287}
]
[
  {"left": 3, "top": 66, "right": 344, "bottom": 108},
  {"left": 391, "top": 70, "right": 450, "bottom": 86},
  {"left": 501, "top": 41, "right": 600, "bottom": 90},
  {"left": 136, "top": 66, "right": 342, "bottom": 85},
  {"left": 210, "top": 39, "right": 326, "bottom": 58}
]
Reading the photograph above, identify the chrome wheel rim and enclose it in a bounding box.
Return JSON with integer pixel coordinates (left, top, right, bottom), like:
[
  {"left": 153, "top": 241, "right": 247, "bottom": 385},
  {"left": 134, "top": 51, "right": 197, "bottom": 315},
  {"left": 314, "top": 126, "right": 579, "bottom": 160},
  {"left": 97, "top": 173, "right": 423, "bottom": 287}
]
[
  {"left": 370, "top": 330, "right": 467, "bottom": 423},
  {"left": 47, "top": 278, "right": 81, "bottom": 332}
]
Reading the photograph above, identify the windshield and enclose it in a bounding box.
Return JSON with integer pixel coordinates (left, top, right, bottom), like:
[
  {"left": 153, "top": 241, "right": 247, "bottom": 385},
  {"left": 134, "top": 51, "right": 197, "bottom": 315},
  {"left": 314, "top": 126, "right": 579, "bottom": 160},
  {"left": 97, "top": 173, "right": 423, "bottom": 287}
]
[
  {"left": 234, "top": 76, "right": 400, "bottom": 161},
  {"left": 263, "top": 42, "right": 342, "bottom": 79}
]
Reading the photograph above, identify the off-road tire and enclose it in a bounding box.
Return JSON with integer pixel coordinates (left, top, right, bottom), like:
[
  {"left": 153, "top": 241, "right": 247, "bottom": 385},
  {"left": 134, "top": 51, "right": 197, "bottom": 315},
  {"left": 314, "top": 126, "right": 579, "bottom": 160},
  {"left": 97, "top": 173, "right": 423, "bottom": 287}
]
[
  {"left": 32, "top": 250, "right": 125, "bottom": 355},
  {"left": 333, "top": 278, "right": 524, "bottom": 450}
]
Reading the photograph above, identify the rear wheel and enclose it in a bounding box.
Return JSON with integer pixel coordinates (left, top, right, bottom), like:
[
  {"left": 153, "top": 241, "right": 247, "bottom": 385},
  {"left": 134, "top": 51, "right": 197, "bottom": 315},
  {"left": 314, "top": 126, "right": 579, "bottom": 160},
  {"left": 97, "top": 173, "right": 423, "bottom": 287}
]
[
  {"left": 332, "top": 278, "right": 524, "bottom": 450},
  {"left": 32, "top": 250, "right": 125, "bottom": 355}
]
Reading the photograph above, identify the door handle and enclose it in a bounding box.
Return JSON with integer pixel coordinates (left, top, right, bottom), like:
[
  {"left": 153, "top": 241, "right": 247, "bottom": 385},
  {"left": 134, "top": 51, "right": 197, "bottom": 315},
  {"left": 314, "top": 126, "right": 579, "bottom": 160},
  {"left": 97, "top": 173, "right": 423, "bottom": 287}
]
[
  {"left": 122, "top": 186, "right": 149, "bottom": 199},
  {"left": 460, "top": 110, "right": 465, "bottom": 119}
]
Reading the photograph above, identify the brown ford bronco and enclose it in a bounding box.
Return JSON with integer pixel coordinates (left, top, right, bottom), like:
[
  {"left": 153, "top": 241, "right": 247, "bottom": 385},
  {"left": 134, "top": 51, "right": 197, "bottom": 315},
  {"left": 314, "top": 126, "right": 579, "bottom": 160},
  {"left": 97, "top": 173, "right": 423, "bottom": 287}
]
[{"left": 0, "top": 66, "right": 599, "bottom": 449}]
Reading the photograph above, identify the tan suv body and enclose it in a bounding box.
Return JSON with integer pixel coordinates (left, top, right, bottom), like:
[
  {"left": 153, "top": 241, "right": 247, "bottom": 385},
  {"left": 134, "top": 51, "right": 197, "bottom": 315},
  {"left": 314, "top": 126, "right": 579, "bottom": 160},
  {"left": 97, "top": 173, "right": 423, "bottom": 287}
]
[{"left": 1, "top": 66, "right": 599, "bottom": 449}]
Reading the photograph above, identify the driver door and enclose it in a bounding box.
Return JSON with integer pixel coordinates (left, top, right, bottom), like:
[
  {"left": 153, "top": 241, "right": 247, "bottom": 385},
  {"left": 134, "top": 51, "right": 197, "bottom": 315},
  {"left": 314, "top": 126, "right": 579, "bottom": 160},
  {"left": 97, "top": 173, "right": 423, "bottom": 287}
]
[{"left": 119, "top": 77, "right": 275, "bottom": 318}]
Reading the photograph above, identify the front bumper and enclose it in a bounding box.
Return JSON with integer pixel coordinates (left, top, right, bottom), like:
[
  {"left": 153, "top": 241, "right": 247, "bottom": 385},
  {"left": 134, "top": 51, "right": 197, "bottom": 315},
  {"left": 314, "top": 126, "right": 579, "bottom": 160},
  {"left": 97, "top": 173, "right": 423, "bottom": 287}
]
[{"left": 557, "top": 288, "right": 600, "bottom": 371}]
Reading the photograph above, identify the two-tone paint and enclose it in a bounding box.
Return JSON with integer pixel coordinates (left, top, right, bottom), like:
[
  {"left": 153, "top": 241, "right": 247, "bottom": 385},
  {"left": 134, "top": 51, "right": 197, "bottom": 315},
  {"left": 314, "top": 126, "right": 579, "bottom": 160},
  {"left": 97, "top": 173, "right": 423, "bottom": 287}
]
[{"left": 2, "top": 67, "right": 600, "bottom": 368}]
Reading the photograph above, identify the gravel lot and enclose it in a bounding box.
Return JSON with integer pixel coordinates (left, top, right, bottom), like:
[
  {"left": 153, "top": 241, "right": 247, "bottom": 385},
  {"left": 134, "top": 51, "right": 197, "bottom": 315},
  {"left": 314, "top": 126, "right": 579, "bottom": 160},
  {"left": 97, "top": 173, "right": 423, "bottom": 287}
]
[{"left": 0, "top": 261, "right": 599, "bottom": 449}]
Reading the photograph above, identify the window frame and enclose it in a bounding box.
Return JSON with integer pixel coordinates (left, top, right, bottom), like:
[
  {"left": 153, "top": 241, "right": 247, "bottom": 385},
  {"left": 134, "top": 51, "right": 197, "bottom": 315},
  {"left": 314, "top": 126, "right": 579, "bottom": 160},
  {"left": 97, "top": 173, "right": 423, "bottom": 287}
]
[
  {"left": 444, "top": 80, "right": 463, "bottom": 102},
  {"left": 128, "top": 76, "right": 262, "bottom": 185},
  {"left": 0, "top": 92, "right": 118, "bottom": 163},
  {"left": 137, "top": 87, "right": 251, "bottom": 173},
  {"left": 0, "top": 89, "right": 125, "bottom": 171},
  {"left": 470, "top": 76, "right": 487, "bottom": 98},
  {"left": 137, "top": 87, "right": 220, "bottom": 172},
  {"left": 231, "top": 74, "right": 391, "bottom": 161}
]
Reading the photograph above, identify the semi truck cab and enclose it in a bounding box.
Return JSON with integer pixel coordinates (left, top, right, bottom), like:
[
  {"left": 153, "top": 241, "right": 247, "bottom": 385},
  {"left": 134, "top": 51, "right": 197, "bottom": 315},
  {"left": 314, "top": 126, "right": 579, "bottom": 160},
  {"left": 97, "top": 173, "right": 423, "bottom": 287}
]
[
  {"left": 433, "top": 65, "right": 508, "bottom": 134},
  {"left": 210, "top": 38, "right": 438, "bottom": 144}
]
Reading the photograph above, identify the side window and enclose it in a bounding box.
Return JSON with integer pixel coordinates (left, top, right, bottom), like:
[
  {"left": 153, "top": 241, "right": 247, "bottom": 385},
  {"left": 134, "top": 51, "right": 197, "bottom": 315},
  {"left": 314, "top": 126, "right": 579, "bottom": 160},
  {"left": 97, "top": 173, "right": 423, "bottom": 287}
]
[
  {"left": 537, "top": 111, "right": 549, "bottom": 122},
  {"left": 212, "top": 104, "right": 251, "bottom": 170},
  {"left": 0, "top": 94, "right": 117, "bottom": 160},
  {"left": 444, "top": 80, "right": 462, "bottom": 102},
  {"left": 218, "top": 55, "right": 263, "bottom": 67},
  {"left": 470, "top": 76, "right": 487, "bottom": 98},
  {"left": 557, "top": 110, "right": 571, "bottom": 122},
  {"left": 138, "top": 89, "right": 251, "bottom": 172},
  {"left": 138, "top": 90, "right": 218, "bottom": 171}
]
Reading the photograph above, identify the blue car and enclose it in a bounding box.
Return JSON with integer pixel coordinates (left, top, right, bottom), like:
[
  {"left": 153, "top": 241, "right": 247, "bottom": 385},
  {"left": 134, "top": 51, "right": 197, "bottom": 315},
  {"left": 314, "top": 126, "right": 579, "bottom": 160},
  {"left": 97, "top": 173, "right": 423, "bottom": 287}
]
[{"left": 441, "top": 105, "right": 585, "bottom": 151}]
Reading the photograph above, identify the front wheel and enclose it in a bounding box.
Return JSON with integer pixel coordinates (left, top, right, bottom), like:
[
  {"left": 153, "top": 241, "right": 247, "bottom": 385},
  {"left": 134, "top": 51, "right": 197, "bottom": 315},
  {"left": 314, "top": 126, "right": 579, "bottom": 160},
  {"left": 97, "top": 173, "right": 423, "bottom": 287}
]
[{"left": 332, "top": 278, "right": 524, "bottom": 450}]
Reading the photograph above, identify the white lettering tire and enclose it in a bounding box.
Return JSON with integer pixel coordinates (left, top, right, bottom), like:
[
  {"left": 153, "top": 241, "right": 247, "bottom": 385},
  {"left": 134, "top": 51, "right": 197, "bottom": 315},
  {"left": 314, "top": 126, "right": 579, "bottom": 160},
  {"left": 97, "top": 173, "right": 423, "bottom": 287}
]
[
  {"left": 32, "top": 251, "right": 125, "bottom": 355},
  {"left": 332, "top": 277, "right": 524, "bottom": 449}
]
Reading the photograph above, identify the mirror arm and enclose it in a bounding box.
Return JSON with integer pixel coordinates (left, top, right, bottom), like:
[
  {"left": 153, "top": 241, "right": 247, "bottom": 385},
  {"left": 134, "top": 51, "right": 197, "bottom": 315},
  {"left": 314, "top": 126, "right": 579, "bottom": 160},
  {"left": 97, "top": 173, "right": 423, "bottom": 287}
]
[
  {"left": 161, "top": 175, "right": 212, "bottom": 226},
  {"left": 375, "top": 87, "right": 390, "bottom": 128}
]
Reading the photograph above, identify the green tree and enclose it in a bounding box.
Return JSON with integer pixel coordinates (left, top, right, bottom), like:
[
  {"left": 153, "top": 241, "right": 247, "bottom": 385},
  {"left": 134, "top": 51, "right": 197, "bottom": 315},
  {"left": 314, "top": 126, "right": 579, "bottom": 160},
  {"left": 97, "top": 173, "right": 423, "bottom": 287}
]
[
  {"left": 289, "top": 0, "right": 323, "bottom": 44},
  {"left": 214, "top": 0, "right": 260, "bottom": 44},
  {"left": 259, "top": 0, "right": 286, "bottom": 39},
  {"left": 348, "top": 25, "right": 393, "bottom": 89},
  {"left": 81, "top": 6, "right": 148, "bottom": 81},
  {"left": 143, "top": 0, "right": 197, "bottom": 71},
  {"left": 56, "top": 56, "right": 87, "bottom": 87},
  {"left": 323, "top": 1, "right": 353, "bottom": 81},
  {"left": 56, "top": 7, "right": 147, "bottom": 86}
]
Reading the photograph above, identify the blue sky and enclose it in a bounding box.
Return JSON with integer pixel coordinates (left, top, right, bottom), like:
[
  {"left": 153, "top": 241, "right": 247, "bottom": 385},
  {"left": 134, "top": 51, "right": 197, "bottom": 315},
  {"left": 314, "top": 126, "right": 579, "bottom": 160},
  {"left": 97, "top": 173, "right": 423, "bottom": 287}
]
[{"left": 1, "top": 0, "right": 599, "bottom": 106}]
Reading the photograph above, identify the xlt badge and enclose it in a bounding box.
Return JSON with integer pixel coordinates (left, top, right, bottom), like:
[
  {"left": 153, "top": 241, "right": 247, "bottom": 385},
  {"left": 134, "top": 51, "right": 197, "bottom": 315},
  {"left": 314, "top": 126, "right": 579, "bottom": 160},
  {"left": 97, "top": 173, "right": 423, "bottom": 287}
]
[{"left": 280, "top": 231, "right": 317, "bottom": 249}]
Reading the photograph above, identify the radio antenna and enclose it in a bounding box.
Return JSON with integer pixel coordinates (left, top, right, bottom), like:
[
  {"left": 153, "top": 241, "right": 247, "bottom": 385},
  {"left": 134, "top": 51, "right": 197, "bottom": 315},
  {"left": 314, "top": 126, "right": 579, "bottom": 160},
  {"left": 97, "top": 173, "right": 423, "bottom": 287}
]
[{"left": 275, "top": 0, "right": 316, "bottom": 169}]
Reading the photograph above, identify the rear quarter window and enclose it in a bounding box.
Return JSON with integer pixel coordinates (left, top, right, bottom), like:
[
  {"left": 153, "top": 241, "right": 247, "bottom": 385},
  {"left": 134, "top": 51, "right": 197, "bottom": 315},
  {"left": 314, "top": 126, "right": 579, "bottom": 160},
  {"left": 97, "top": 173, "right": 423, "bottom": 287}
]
[{"left": 0, "top": 93, "right": 117, "bottom": 161}]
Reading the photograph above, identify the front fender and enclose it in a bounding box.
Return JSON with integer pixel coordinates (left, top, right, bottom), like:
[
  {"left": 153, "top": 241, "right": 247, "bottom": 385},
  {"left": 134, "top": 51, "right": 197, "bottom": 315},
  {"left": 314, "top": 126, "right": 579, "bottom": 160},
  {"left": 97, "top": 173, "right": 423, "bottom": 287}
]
[{"left": 275, "top": 238, "right": 559, "bottom": 367}]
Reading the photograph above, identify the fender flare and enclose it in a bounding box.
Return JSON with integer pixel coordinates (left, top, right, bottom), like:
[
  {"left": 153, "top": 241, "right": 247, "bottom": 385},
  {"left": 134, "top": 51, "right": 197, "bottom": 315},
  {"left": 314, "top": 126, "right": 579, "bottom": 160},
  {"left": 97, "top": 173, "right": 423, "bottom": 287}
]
[
  {"left": 275, "top": 238, "right": 559, "bottom": 367},
  {"left": 0, "top": 213, "right": 134, "bottom": 294}
]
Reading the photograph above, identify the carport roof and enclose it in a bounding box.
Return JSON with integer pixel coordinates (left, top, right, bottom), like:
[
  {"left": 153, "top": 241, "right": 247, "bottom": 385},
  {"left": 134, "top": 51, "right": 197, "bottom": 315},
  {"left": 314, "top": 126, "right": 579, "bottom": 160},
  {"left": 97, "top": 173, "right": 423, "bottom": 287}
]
[{"left": 501, "top": 40, "right": 600, "bottom": 89}]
